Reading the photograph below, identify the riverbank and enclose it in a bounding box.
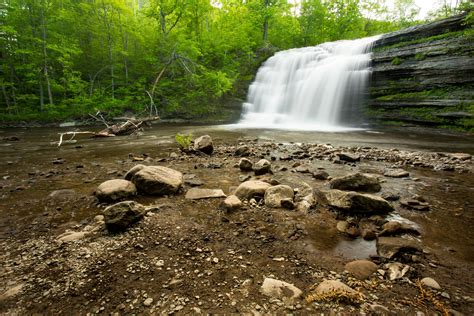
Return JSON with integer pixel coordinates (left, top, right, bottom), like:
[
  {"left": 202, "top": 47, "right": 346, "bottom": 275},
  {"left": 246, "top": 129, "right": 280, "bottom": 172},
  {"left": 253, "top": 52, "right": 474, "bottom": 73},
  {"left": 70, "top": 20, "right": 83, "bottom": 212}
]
[{"left": 0, "top": 127, "right": 473, "bottom": 314}]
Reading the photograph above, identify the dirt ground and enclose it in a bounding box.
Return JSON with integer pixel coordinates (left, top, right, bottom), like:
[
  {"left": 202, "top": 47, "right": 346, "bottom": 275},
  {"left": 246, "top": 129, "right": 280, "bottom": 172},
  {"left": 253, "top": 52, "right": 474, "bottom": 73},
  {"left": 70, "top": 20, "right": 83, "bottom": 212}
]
[{"left": 1, "top": 136, "right": 473, "bottom": 315}]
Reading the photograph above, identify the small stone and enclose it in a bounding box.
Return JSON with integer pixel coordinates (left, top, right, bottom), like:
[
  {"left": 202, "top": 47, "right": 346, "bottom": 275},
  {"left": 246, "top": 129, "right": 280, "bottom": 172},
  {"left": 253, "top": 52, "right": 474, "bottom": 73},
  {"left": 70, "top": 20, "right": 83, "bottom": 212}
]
[
  {"left": 239, "top": 158, "right": 253, "bottom": 171},
  {"left": 222, "top": 195, "right": 242, "bottom": 212},
  {"left": 193, "top": 135, "right": 213, "bottom": 155},
  {"left": 421, "top": 277, "right": 441, "bottom": 290},
  {"left": 254, "top": 159, "right": 271, "bottom": 175},
  {"left": 260, "top": 278, "right": 302, "bottom": 300},
  {"left": 95, "top": 179, "right": 137, "bottom": 202},
  {"left": 344, "top": 260, "right": 378, "bottom": 280},
  {"left": 234, "top": 180, "right": 272, "bottom": 200},
  {"left": 143, "top": 298, "right": 153, "bottom": 307},
  {"left": 337, "top": 152, "right": 360, "bottom": 162},
  {"left": 384, "top": 169, "right": 409, "bottom": 178}
]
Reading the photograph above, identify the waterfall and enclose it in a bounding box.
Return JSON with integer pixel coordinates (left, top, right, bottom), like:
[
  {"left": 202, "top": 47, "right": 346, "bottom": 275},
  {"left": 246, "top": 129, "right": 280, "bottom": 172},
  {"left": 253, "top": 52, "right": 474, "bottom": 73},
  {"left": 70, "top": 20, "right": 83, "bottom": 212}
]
[{"left": 238, "top": 36, "right": 380, "bottom": 131}]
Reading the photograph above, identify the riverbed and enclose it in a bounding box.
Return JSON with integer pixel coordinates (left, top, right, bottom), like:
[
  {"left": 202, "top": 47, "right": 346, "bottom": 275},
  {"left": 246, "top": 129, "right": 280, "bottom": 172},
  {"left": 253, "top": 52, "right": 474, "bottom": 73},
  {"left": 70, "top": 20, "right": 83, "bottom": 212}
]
[{"left": 0, "top": 123, "right": 473, "bottom": 314}]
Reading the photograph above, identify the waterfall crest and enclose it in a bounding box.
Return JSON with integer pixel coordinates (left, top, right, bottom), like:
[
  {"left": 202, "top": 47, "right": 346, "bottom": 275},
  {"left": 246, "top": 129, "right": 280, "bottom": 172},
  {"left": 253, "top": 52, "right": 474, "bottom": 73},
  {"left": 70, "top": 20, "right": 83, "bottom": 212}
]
[{"left": 238, "top": 36, "right": 380, "bottom": 131}]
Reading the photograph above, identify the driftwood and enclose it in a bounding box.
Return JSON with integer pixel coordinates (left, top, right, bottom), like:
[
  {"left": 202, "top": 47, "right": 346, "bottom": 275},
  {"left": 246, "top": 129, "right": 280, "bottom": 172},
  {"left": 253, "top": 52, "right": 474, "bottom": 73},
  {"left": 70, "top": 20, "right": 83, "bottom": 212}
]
[{"left": 55, "top": 115, "right": 160, "bottom": 147}]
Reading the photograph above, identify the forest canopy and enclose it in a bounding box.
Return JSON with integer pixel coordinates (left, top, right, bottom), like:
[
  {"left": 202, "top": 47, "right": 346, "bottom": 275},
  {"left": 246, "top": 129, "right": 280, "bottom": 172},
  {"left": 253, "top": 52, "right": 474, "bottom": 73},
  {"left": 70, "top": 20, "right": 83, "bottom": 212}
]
[{"left": 0, "top": 0, "right": 471, "bottom": 122}]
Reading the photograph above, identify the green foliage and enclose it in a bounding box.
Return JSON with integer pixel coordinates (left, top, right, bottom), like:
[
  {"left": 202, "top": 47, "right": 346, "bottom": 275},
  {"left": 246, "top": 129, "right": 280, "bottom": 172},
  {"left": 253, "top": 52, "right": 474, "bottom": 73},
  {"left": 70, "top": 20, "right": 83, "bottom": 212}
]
[
  {"left": 391, "top": 57, "right": 403, "bottom": 65},
  {"left": 175, "top": 132, "right": 193, "bottom": 150},
  {"left": 414, "top": 53, "right": 426, "bottom": 61},
  {"left": 0, "top": 0, "right": 470, "bottom": 124}
]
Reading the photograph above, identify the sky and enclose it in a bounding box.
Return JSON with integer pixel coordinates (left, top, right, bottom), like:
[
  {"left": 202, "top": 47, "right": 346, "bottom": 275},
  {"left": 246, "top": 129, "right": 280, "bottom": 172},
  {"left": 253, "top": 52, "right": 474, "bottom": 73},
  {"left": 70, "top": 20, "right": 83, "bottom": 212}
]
[{"left": 394, "top": 0, "right": 460, "bottom": 19}]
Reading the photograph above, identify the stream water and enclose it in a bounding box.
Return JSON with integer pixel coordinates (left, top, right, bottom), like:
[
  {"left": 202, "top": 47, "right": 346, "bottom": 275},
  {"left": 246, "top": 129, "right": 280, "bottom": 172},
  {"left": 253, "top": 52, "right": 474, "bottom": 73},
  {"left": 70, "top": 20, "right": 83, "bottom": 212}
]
[{"left": 1, "top": 124, "right": 473, "bottom": 266}]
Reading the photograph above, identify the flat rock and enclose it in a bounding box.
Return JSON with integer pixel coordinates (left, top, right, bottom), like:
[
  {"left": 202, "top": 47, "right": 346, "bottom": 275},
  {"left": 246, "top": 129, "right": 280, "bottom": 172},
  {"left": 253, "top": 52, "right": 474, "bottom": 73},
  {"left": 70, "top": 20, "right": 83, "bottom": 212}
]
[
  {"left": 337, "top": 152, "right": 360, "bottom": 162},
  {"left": 421, "top": 277, "right": 441, "bottom": 289},
  {"left": 329, "top": 173, "right": 381, "bottom": 192},
  {"left": 95, "top": 179, "right": 137, "bottom": 201},
  {"left": 400, "top": 199, "right": 430, "bottom": 211},
  {"left": 103, "top": 201, "right": 147, "bottom": 232},
  {"left": 324, "top": 189, "right": 394, "bottom": 214},
  {"left": 185, "top": 188, "right": 226, "bottom": 200},
  {"left": 260, "top": 278, "right": 302, "bottom": 300},
  {"left": 222, "top": 195, "right": 242, "bottom": 212},
  {"left": 193, "top": 135, "right": 213, "bottom": 155},
  {"left": 48, "top": 189, "right": 78, "bottom": 200},
  {"left": 345, "top": 260, "right": 378, "bottom": 280},
  {"left": 234, "top": 180, "right": 272, "bottom": 200},
  {"left": 380, "top": 221, "right": 420, "bottom": 236},
  {"left": 448, "top": 153, "right": 471, "bottom": 160},
  {"left": 314, "top": 280, "right": 357, "bottom": 295},
  {"left": 0, "top": 284, "right": 24, "bottom": 301},
  {"left": 55, "top": 231, "right": 88, "bottom": 243},
  {"left": 254, "top": 159, "right": 271, "bottom": 175},
  {"left": 239, "top": 158, "right": 253, "bottom": 171},
  {"left": 377, "top": 236, "right": 422, "bottom": 259},
  {"left": 384, "top": 169, "right": 409, "bottom": 178},
  {"left": 129, "top": 165, "right": 183, "bottom": 196},
  {"left": 264, "top": 185, "right": 294, "bottom": 208}
]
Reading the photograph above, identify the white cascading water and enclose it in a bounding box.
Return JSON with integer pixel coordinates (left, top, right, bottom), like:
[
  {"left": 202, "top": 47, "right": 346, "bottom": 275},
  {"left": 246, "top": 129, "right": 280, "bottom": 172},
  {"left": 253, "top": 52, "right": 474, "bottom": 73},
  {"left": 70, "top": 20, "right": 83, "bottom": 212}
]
[{"left": 238, "top": 36, "right": 380, "bottom": 131}]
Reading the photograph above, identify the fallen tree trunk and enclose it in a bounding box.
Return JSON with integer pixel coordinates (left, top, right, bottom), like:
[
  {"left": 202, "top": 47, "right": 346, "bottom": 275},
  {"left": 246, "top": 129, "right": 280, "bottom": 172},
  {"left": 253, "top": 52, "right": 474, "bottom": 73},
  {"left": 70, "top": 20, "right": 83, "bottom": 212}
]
[
  {"left": 55, "top": 116, "right": 160, "bottom": 147},
  {"left": 99, "top": 116, "right": 160, "bottom": 136}
]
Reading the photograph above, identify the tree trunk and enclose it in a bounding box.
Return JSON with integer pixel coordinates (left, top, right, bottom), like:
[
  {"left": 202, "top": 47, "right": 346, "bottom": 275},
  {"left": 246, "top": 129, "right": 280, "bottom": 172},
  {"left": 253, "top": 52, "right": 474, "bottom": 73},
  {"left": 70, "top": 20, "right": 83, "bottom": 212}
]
[{"left": 40, "top": 6, "right": 53, "bottom": 105}]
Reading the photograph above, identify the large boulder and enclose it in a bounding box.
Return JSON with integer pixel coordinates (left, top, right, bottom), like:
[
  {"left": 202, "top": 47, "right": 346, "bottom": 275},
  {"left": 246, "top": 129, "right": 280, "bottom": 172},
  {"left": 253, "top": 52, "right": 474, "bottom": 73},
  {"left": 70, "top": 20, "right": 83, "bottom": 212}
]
[
  {"left": 193, "top": 135, "right": 213, "bottom": 155},
  {"left": 103, "top": 201, "right": 147, "bottom": 232},
  {"left": 345, "top": 260, "right": 378, "bottom": 280},
  {"left": 376, "top": 236, "right": 422, "bottom": 259},
  {"left": 264, "top": 185, "right": 294, "bottom": 208},
  {"left": 234, "top": 180, "right": 272, "bottom": 200},
  {"left": 324, "top": 189, "right": 394, "bottom": 214},
  {"left": 329, "top": 173, "right": 381, "bottom": 192},
  {"left": 254, "top": 159, "right": 271, "bottom": 175},
  {"left": 128, "top": 165, "right": 183, "bottom": 196},
  {"left": 95, "top": 179, "right": 137, "bottom": 201}
]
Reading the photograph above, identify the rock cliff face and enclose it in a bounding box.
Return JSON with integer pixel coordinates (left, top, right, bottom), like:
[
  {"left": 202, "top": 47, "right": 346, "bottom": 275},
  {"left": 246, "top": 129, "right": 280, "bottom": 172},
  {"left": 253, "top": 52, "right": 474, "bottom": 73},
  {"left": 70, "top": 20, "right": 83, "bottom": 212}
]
[{"left": 369, "top": 13, "right": 474, "bottom": 131}]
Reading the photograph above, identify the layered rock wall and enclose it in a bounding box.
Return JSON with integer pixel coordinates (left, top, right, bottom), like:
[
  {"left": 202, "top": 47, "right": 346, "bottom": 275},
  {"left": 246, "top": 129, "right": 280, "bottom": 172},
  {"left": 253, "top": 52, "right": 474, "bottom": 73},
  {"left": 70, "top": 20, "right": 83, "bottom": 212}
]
[{"left": 369, "top": 13, "right": 474, "bottom": 131}]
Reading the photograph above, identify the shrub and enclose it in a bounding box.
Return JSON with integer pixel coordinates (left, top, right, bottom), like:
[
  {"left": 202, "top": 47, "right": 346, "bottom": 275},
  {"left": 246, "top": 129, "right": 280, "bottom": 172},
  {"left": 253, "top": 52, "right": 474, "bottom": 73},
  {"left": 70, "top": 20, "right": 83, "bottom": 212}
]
[{"left": 175, "top": 132, "right": 193, "bottom": 150}]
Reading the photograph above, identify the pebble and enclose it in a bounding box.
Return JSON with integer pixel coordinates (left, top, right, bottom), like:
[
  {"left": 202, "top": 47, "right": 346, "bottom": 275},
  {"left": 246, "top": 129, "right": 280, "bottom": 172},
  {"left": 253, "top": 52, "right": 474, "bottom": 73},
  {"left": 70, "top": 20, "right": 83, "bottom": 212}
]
[{"left": 143, "top": 298, "right": 153, "bottom": 306}]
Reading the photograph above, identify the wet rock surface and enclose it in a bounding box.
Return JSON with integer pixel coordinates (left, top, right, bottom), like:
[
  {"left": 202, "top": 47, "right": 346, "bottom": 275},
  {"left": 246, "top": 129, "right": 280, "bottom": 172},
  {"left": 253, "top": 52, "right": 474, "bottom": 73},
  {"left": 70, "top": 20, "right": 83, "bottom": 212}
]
[{"left": 0, "top": 134, "right": 473, "bottom": 315}]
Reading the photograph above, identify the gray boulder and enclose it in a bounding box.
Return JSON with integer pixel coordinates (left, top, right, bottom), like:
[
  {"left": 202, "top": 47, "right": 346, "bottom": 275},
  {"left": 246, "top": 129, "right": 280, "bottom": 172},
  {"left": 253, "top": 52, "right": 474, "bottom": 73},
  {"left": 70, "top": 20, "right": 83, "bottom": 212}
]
[
  {"left": 324, "top": 189, "right": 394, "bottom": 214},
  {"left": 193, "top": 135, "right": 213, "bottom": 155},
  {"left": 264, "top": 185, "right": 294, "bottom": 208},
  {"left": 234, "top": 180, "right": 272, "bottom": 200},
  {"left": 329, "top": 173, "right": 381, "bottom": 192},
  {"left": 128, "top": 165, "right": 183, "bottom": 196},
  {"left": 103, "top": 201, "right": 147, "bottom": 232},
  {"left": 254, "top": 159, "right": 271, "bottom": 175},
  {"left": 95, "top": 179, "right": 137, "bottom": 201}
]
